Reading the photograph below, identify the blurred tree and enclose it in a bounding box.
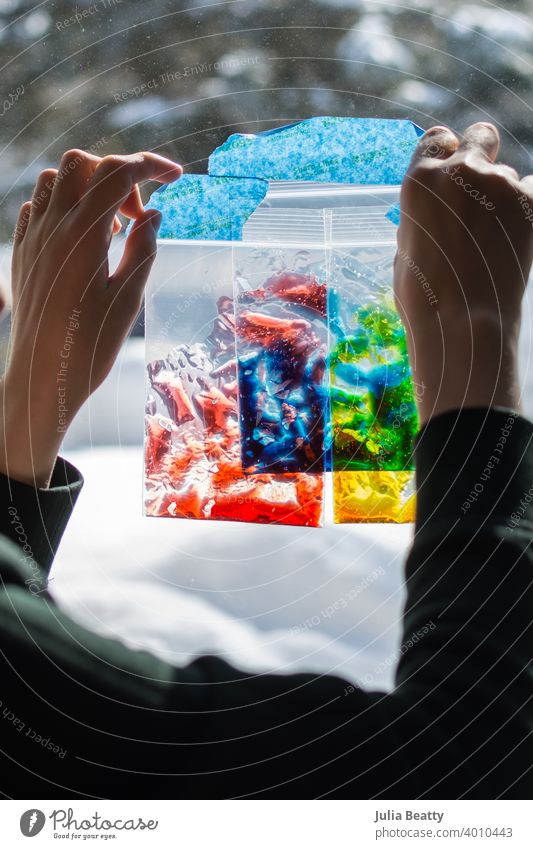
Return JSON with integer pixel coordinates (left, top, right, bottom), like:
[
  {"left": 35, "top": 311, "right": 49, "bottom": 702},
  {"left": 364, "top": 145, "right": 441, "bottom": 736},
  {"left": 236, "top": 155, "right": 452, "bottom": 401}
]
[{"left": 0, "top": 0, "right": 531, "bottom": 239}]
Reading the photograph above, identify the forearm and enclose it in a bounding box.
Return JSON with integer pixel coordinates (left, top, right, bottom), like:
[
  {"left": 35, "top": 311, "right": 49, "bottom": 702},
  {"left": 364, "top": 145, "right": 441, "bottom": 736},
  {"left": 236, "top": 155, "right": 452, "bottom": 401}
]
[
  {"left": 395, "top": 407, "right": 533, "bottom": 796},
  {"left": 406, "top": 314, "right": 521, "bottom": 425},
  {"left": 0, "top": 372, "right": 66, "bottom": 488}
]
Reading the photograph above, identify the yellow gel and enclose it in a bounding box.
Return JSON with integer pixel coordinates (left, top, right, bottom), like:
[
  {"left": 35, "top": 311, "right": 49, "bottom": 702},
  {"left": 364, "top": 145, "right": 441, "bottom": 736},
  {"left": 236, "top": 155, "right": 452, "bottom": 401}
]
[{"left": 333, "top": 470, "right": 416, "bottom": 524}]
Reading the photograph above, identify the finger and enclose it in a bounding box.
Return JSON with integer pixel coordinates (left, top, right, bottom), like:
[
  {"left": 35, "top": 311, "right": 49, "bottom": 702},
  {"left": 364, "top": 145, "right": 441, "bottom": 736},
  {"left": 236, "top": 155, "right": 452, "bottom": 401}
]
[
  {"left": 13, "top": 202, "right": 32, "bottom": 244},
  {"left": 51, "top": 149, "right": 146, "bottom": 222},
  {"left": 31, "top": 168, "right": 58, "bottom": 216},
  {"left": 51, "top": 149, "right": 102, "bottom": 211},
  {"left": 458, "top": 122, "right": 500, "bottom": 162},
  {"left": 80, "top": 152, "right": 181, "bottom": 231},
  {"left": 108, "top": 209, "right": 161, "bottom": 309},
  {"left": 50, "top": 151, "right": 126, "bottom": 238},
  {"left": 409, "top": 125, "right": 460, "bottom": 170},
  {"left": 518, "top": 175, "right": 533, "bottom": 196},
  {"left": 492, "top": 163, "right": 520, "bottom": 183},
  {"left": 120, "top": 184, "right": 144, "bottom": 220}
]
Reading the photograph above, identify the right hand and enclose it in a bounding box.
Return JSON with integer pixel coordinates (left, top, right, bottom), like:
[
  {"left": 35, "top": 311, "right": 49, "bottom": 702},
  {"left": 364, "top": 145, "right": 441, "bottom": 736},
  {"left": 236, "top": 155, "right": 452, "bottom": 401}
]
[{"left": 394, "top": 123, "right": 533, "bottom": 424}]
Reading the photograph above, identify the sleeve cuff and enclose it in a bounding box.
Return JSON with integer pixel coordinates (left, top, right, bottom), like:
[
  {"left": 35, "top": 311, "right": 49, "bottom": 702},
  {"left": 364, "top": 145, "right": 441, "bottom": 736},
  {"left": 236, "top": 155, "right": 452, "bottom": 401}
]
[
  {"left": 1, "top": 457, "right": 83, "bottom": 577},
  {"left": 414, "top": 407, "right": 533, "bottom": 531}
]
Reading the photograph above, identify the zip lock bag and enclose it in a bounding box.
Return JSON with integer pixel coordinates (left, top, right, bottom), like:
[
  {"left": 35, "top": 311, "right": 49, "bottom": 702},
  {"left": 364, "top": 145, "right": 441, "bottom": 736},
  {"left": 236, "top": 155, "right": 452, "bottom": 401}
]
[{"left": 144, "top": 117, "right": 424, "bottom": 526}]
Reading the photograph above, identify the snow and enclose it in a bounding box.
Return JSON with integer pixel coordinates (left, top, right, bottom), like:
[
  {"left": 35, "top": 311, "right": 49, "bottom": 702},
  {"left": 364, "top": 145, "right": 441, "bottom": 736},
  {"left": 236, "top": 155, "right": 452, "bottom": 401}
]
[{"left": 50, "top": 263, "right": 533, "bottom": 692}]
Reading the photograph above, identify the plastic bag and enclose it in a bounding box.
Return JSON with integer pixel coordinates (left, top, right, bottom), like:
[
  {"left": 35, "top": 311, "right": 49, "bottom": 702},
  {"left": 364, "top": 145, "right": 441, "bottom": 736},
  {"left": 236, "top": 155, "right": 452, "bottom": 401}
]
[{"left": 144, "top": 117, "right": 423, "bottom": 525}]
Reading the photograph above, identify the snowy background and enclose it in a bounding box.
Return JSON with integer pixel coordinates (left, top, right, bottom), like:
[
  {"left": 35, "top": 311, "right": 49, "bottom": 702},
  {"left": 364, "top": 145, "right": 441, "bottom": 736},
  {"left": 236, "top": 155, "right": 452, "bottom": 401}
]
[
  {"left": 0, "top": 0, "right": 532, "bottom": 688},
  {"left": 1, "top": 0, "right": 533, "bottom": 241},
  {"left": 46, "top": 262, "right": 533, "bottom": 692}
]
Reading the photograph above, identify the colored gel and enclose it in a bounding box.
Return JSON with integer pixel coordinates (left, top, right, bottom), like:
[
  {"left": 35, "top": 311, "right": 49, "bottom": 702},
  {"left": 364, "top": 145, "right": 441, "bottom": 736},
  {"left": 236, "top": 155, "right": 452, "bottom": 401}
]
[
  {"left": 234, "top": 247, "right": 329, "bottom": 474},
  {"left": 144, "top": 242, "right": 324, "bottom": 527},
  {"left": 333, "top": 471, "right": 416, "bottom": 524},
  {"left": 329, "top": 249, "right": 418, "bottom": 472},
  {"left": 328, "top": 246, "right": 417, "bottom": 523}
]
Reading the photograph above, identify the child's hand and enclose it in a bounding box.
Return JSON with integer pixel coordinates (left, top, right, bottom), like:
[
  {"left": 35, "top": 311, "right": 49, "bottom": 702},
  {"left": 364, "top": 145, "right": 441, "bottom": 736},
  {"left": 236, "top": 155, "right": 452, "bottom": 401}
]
[
  {"left": 1, "top": 149, "right": 181, "bottom": 486},
  {"left": 394, "top": 122, "right": 533, "bottom": 424}
]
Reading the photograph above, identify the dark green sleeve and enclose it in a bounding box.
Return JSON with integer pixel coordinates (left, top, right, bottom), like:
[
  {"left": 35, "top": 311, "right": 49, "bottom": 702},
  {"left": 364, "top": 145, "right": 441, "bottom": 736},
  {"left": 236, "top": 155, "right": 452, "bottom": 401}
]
[
  {"left": 190, "top": 411, "right": 533, "bottom": 799},
  {"left": 0, "top": 410, "right": 532, "bottom": 799},
  {"left": 1, "top": 457, "right": 83, "bottom": 580},
  {"left": 392, "top": 407, "right": 533, "bottom": 798}
]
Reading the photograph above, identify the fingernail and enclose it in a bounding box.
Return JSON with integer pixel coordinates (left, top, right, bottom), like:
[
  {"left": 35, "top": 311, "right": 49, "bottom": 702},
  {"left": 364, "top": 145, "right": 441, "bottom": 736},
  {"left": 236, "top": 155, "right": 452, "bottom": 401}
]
[{"left": 150, "top": 211, "right": 162, "bottom": 234}]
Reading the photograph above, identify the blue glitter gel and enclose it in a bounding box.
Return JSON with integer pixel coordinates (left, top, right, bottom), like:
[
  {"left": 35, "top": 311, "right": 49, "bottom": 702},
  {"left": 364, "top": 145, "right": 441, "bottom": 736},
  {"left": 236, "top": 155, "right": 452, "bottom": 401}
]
[
  {"left": 233, "top": 245, "right": 330, "bottom": 474},
  {"left": 209, "top": 117, "right": 423, "bottom": 184},
  {"left": 147, "top": 174, "right": 268, "bottom": 241}
]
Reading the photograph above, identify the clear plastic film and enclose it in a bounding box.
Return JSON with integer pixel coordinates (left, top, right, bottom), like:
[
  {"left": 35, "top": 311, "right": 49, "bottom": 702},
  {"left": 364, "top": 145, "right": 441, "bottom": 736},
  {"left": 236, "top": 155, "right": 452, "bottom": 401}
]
[
  {"left": 326, "top": 195, "right": 417, "bottom": 523},
  {"left": 144, "top": 241, "right": 324, "bottom": 527},
  {"left": 233, "top": 243, "right": 329, "bottom": 475},
  {"left": 145, "top": 117, "right": 423, "bottom": 525},
  {"left": 241, "top": 184, "right": 417, "bottom": 524}
]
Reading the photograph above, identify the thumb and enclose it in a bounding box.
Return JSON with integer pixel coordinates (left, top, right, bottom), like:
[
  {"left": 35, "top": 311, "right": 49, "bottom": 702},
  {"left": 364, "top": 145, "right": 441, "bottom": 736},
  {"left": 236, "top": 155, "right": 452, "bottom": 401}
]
[{"left": 109, "top": 208, "right": 161, "bottom": 310}]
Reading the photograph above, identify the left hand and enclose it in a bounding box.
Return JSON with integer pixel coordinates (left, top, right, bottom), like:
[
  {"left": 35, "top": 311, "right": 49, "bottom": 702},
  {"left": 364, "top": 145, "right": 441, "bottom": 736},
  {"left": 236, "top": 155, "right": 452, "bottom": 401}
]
[{"left": 1, "top": 149, "right": 182, "bottom": 486}]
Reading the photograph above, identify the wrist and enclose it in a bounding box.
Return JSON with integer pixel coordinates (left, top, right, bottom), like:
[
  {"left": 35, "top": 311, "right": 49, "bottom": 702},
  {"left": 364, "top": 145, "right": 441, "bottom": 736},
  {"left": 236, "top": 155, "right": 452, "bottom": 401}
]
[
  {"left": 0, "top": 372, "right": 64, "bottom": 487},
  {"left": 409, "top": 313, "right": 521, "bottom": 425}
]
